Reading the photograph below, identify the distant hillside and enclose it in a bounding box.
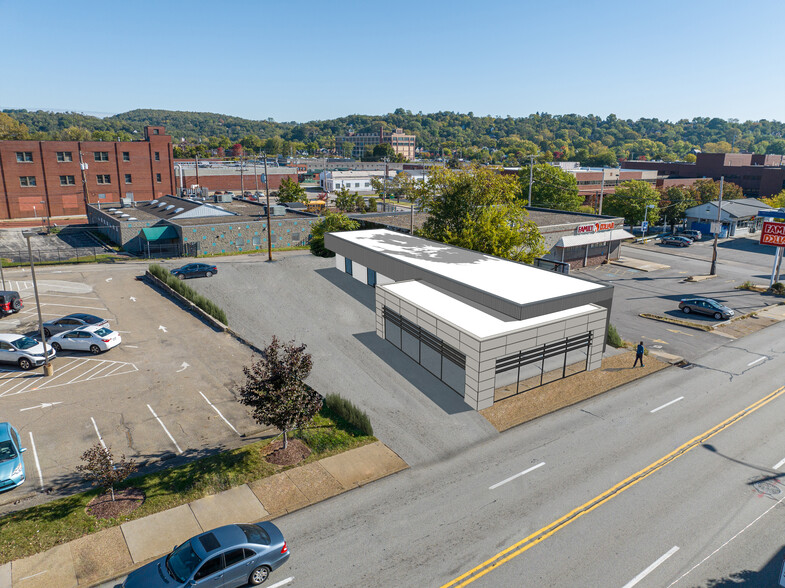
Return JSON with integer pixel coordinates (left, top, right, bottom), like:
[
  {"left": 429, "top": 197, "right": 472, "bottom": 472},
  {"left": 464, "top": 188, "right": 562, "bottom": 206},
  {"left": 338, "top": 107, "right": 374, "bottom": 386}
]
[{"left": 3, "top": 107, "right": 785, "bottom": 165}]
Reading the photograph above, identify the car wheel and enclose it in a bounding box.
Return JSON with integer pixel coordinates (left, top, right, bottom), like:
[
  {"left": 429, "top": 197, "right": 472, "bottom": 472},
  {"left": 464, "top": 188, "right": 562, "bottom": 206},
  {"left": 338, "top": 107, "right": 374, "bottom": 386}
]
[
  {"left": 249, "top": 565, "right": 271, "bottom": 585},
  {"left": 205, "top": 271, "right": 213, "bottom": 277},
  {"left": 177, "top": 273, "right": 186, "bottom": 280},
  {"left": 18, "top": 357, "right": 32, "bottom": 370},
  {"left": 44, "top": 328, "right": 51, "bottom": 338},
  {"left": 714, "top": 312, "right": 723, "bottom": 320},
  {"left": 683, "top": 306, "right": 691, "bottom": 314},
  {"left": 89, "top": 344, "right": 101, "bottom": 355},
  {"left": 11, "top": 298, "right": 21, "bottom": 311},
  {"left": 52, "top": 342, "right": 61, "bottom": 352}
]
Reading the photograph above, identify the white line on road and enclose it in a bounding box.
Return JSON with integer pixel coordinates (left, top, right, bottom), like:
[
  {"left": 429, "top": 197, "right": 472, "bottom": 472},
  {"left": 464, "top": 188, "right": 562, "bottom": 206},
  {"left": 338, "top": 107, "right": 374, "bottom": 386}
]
[
  {"left": 28, "top": 431, "right": 44, "bottom": 490},
  {"left": 489, "top": 462, "right": 545, "bottom": 490},
  {"left": 125, "top": 345, "right": 138, "bottom": 348},
  {"left": 35, "top": 302, "right": 108, "bottom": 311},
  {"left": 773, "top": 457, "right": 785, "bottom": 470},
  {"left": 266, "top": 577, "right": 294, "bottom": 588},
  {"left": 91, "top": 417, "right": 107, "bottom": 450},
  {"left": 650, "top": 397, "right": 684, "bottom": 413},
  {"left": 198, "top": 391, "right": 241, "bottom": 435},
  {"left": 623, "top": 546, "right": 679, "bottom": 588},
  {"left": 147, "top": 404, "right": 182, "bottom": 454},
  {"left": 747, "top": 356, "right": 766, "bottom": 367},
  {"left": 19, "top": 571, "right": 47, "bottom": 581}
]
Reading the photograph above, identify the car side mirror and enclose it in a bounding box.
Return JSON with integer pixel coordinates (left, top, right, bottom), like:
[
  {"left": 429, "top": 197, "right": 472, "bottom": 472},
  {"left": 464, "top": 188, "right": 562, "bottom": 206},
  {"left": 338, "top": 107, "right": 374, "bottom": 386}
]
[{"left": 20, "top": 447, "right": 27, "bottom": 453}]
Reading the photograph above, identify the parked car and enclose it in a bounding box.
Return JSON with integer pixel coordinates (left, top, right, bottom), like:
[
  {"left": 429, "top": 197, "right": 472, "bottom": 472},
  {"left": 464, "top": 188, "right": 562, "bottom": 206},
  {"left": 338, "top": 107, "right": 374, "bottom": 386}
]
[
  {"left": 122, "top": 522, "right": 289, "bottom": 588},
  {"left": 0, "top": 291, "right": 23, "bottom": 317},
  {"left": 171, "top": 263, "right": 218, "bottom": 279},
  {"left": 0, "top": 334, "right": 56, "bottom": 370},
  {"left": 49, "top": 325, "right": 121, "bottom": 354},
  {"left": 680, "top": 229, "right": 702, "bottom": 240},
  {"left": 0, "top": 422, "right": 26, "bottom": 491},
  {"left": 43, "top": 313, "right": 108, "bottom": 338},
  {"left": 679, "top": 297, "right": 735, "bottom": 320},
  {"left": 660, "top": 235, "right": 693, "bottom": 247}
]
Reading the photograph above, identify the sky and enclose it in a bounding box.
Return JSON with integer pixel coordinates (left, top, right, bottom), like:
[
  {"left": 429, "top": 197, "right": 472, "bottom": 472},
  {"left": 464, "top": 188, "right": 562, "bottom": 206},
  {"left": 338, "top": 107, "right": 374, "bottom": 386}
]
[{"left": 2, "top": 0, "right": 783, "bottom": 124}]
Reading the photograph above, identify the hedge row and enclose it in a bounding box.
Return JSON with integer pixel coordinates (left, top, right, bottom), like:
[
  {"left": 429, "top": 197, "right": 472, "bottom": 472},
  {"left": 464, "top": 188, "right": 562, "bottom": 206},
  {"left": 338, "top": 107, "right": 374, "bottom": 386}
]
[{"left": 148, "top": 264, "right": 228, "bottom": 325}]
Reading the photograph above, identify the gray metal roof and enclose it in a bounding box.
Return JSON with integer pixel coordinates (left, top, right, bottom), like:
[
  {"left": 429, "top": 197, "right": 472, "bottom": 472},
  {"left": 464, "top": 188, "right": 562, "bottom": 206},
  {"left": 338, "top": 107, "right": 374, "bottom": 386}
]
[{"left": 686, "top": 197, "right": 772, "bottom": 219}]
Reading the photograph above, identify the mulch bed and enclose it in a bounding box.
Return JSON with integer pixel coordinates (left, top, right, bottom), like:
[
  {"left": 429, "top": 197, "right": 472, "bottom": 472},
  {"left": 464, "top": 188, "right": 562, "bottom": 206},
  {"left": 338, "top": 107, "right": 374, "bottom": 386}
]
[
  {"left": 263, "top": 439, "right": 311, "bottom": 466},
  {"left": 85, "top": 488, "right": 145, "bottom": 520}
]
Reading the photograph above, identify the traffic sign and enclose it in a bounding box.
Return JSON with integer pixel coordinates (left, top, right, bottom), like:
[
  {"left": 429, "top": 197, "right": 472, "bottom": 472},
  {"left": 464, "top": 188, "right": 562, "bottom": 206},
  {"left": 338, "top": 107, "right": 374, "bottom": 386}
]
[
  {"left": 641, "top": 221, "right": 649, "bottom": 231},
  {"left": 760, "top": 221, "right": 785, "bottom": 246}
]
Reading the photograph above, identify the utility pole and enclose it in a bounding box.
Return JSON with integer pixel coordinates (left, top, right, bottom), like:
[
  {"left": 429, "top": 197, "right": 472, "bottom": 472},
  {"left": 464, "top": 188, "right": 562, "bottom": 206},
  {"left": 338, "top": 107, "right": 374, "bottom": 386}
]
[
  {"left": 78, "top": 150, "right": 90, "bottom": 211},
  {"left": 240, "top": 153, "right": 245, "bottom": 197},
  {"left": 195, "top": 154, "right": 199, "bottom": 189},
  {"left": 254, "top": 152, "right": 258, "bottom": 192},
  {"left": 709, "top": 176, "right": 724, "bottom": 275},
  {"left": 383, "top": 158, "right": 388, "bottom": 213},
  {"left": 263, "top": 152, "right": 273, "bottom": 262},
  {"left": 598, "top": 169, "right": 606, "bottom": 215},
  {"left": 527, "top": 154, "right": 535, "bottom": 206}
]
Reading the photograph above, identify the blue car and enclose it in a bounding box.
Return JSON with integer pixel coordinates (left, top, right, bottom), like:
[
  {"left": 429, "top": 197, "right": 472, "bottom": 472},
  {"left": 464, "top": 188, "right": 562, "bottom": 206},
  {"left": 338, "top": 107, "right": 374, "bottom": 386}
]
[
  {"left": 0, "top": 422, "right": 26, "bottom": 491},
  {"left": 123, "top": 522, "right": 289, "bottom": 587}
]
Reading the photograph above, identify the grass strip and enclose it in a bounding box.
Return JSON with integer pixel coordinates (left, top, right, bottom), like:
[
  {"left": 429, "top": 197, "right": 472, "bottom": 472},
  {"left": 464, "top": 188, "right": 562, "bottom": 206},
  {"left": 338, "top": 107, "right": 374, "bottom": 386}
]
[{"left": 0, "top": 409, "right": 374, "bottom": 564}]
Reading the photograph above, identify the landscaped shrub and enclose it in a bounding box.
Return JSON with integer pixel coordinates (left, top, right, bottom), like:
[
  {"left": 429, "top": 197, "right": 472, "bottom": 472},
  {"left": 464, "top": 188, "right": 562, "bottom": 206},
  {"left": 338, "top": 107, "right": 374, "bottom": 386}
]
[
  {"left": 323, "top": 393, "right": 373, "bottom": 436},
  {"left": 770, "top": 282, "right": 785, "bottom": 295},
  {"left": 148, "top": 264, "right": 228, "bottom": 324},
  {"left": 606, "top": 324, "right": 624, "bottom": 348},
  {"left": 739, "top": 280, "right": 755, "bottom": 290}
]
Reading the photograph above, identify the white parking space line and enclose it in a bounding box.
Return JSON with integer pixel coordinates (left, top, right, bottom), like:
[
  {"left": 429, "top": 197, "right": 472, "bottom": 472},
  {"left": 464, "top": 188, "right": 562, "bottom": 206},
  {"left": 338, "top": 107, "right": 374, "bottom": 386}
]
[
  {"left": 773, "top": 457, "right": 785, "bottom": 470},
  {"left": 91, "top": 417, "right": 108, "bottom": 450},
  {"left": 747, "top": 356, "right": 766, "bottom": 367},
  {"left": 198, "top": 391, "right": 241, "bottom": 435},
  {"left": 267, "top": 578, "right": 294, "bottom": 588},
  {"left": 68, "top": 361, "right": 108, "bottom": 383},
  {"left": 0, "top": 359, "right": 138, "bottom": 397},
  {"left": 489, "top": 462, "right": 545, "bottom": 490},
  {"left": 35, "top": 302, "right": 108, "bottom": 311},
  {"left": 147, "top": 404, "right": 183, "bottom": 454},
  {"left": 35, "top": 359, "right": 89, "bottom": 385},
  {"left": 38, "top": 294, "right": 102, "bottom": 301},
  {"left": 0, "top": 375, "right": 41, "bottom": 397},
  {"left": 650, "top": 397, "right": 684, "bottom": 413},
  {"left": 28, "top": 431, "right": 44, "bottom": 490},
  {"left": 86, "top": 362, "right": 119, "bottom": 380},
  {"left": 623, "top": 546, "right": 679, "bottom": 588}
]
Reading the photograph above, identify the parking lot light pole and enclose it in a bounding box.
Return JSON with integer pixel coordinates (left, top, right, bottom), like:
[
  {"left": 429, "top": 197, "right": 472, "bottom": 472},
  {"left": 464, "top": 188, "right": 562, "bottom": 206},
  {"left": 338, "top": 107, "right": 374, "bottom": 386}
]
[{"left": 23, "top": 232, "right": 53, "bottom": 376}]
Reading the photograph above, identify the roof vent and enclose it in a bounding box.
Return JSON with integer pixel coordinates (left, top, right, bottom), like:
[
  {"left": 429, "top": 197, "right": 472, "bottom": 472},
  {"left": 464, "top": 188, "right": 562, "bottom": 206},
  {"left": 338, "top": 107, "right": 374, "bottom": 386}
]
[
  {"left": 149, "top": 200, "right": 158, "bottom": 205},
  {"left": 127, "top": 217, "right": 137, "bottom": 221},
  {"left": 165, "top": 204, "right": 175, "bottom": 211},
  {"left": 174, "top": 207, "right": 184, "bottom": 214}
]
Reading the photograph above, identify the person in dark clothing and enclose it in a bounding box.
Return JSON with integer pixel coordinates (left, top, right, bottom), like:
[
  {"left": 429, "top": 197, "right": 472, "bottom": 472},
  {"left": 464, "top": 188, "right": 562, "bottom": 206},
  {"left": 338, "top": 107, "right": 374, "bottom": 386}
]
[{"left": 633, "top": 341, "right": 645, "bottom": 367}]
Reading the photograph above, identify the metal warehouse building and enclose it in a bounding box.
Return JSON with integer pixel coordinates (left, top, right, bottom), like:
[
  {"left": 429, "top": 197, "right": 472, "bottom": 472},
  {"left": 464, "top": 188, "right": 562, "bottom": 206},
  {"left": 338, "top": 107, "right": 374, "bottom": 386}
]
[{"left": 325, "top": 229, "right": 613, "bottom": 411}]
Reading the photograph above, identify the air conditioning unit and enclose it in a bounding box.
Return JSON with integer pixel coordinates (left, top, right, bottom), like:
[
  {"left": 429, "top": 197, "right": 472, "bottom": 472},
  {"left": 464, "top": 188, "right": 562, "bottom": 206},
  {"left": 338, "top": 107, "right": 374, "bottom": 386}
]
[
  {"left": 214, "top": 193, "right": 233, "bottom": 203},
  {"left": 272, "top": 205, "right": 287, "bottom": 216}
]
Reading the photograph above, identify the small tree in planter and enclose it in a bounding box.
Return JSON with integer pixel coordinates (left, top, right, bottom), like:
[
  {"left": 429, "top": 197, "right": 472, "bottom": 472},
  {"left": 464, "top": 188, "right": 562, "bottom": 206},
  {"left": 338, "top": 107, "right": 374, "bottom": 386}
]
[
  {"left": 76, "top": 443, "right": 138, "bottom": 501},
  {"left": 239, "top": 336, "right": 323, "bottom": 451}
]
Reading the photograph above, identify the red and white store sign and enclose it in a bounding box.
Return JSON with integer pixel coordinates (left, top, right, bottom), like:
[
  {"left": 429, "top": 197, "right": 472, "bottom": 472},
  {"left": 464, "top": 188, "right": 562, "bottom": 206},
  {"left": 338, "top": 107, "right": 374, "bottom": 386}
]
[
  {"left": 760, "top": 221, "right": 785, "bottom": 246},
  {"left": 576, "top": 221, "right": 615, "bottom": 234}
]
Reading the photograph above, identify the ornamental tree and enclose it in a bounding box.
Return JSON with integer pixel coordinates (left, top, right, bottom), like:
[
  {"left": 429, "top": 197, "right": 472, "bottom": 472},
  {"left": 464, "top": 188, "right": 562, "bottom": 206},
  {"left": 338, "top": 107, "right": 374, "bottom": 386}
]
[
  {"left": 238, "top": 337, "right": 322, "bottom": 449},
  {"left": 76, "top": 444, "right": 137, "bottom": 502}
]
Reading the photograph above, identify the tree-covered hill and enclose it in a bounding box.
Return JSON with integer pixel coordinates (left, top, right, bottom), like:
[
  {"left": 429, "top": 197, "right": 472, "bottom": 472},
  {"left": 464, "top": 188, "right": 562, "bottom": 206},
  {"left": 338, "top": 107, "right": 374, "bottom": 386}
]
[{"left": 2, "top": 107, "right": 784, "bottom": 165}]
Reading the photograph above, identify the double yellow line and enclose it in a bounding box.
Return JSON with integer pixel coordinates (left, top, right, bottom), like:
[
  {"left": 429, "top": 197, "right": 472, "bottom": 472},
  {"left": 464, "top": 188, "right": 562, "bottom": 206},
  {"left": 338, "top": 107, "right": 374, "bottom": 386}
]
[{"left": 441, "top": 385, "right": 785, "bottom": 588}]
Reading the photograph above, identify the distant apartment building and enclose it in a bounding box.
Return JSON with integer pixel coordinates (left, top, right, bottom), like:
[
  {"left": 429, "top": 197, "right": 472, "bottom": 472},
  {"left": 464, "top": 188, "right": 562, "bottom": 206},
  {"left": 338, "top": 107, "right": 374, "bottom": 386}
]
[
  {"left": 335, "top": 127, "right": 416, "bottom": 160},
  {"left": 621, "top": 153, "right": 785, "bottom": 197},
  {"left": 0, "top": 126, "right": 174, "bottom": 220}
]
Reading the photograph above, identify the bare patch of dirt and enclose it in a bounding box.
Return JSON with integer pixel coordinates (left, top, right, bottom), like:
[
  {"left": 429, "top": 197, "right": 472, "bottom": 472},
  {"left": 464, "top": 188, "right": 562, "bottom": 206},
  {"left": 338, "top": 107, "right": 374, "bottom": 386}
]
[
  {"left": 85, "top": 488, "right": 145, "bottom": 520},
  {"left": 263, "top": 439, "right": 311, "bottom": 466}
]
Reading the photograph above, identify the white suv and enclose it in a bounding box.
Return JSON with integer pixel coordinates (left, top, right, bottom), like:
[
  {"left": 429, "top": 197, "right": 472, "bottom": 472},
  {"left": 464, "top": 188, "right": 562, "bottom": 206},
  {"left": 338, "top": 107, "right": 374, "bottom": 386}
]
[{"left": 0, "top": 334, "right": 56, "bottom": 370}]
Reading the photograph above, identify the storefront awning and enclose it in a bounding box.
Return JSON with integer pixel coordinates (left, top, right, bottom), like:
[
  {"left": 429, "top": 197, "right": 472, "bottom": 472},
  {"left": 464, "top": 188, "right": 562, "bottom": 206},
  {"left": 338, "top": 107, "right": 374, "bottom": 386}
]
[
  {"left": 556, "top": 229, "right": 635, "bottom": 248},
  {"left": 141, "top": 226, "right": 179, "bottom": 241}
]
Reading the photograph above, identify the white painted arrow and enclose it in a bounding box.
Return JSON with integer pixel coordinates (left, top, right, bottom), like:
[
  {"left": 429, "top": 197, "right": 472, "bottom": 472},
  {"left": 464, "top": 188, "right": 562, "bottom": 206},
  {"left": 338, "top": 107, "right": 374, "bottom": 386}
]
[
  {"left": 129, "top": 296, "right": 136, "bottom": 302},
  {"left": 20, "top": 402, "right": 62, "bottom": 412},
  {"left": 159, "top": 325, "right": 167, "bottom": 333},
  {"left": 177, "top": 362, "right": 189, "bottom": 373},
  {"left": 105, "top": 277, "right": 112, "bottom": 282}
]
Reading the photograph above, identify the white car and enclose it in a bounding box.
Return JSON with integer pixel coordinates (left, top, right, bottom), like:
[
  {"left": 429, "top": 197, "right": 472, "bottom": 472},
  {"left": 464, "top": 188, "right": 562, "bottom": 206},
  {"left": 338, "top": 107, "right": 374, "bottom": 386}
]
[
  {"left": 49, "top": 325, "right": 121, "bottom": 355},
  {"left": 0, "top": 334, "right": 56, "bottom": 370}
]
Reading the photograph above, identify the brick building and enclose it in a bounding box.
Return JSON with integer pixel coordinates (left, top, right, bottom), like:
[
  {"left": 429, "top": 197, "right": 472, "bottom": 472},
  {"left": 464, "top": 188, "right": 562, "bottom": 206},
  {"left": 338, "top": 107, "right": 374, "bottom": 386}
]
[
  {"left": 335, "top": 127, "right": 416, "bottom": 160},
  {"left": 0, "top": 126, "right": 174, "bottom": 220},
  {"left": 172, "top": 162, "right": 298, "bottom": 194},
  {"left": 621, "top": 153, "right": 785, "bottom": 197}
]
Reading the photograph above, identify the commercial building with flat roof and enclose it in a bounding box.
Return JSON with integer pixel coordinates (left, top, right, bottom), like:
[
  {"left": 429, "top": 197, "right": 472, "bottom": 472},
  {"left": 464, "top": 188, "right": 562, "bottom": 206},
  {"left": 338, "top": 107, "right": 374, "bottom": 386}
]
[
  {"left": 335, "top": 127, "right": 416, "bottom": 160},
  {"left": 325, "top": 229, "right": 613, "bottom": 410}
]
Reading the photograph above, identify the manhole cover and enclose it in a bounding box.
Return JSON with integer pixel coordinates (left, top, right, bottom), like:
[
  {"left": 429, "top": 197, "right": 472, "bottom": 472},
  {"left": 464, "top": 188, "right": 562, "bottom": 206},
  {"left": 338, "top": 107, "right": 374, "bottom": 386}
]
[{"left": 753, "top": 480, "right": 782, "bottom": 496}]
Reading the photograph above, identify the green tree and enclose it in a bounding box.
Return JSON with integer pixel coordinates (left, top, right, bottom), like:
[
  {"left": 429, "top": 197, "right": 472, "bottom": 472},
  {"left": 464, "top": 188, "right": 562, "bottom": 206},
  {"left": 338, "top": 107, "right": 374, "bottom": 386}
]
[
  {"left": 240, "top": 134, "right": 263, "bottom": 152},
  {"left": 335, "top": 186, "right": 358, "bottom": 212},
  {"left": 60, "top": 126, "right": 92, "bottom": 141},
  {"left": 519, "top": 163, "right": 582, "bottom": 211},
  {"left": 659, "top": 186, "right": 697, "bottom": 230},
  {"left": 341, "top": 141, "right": 355, "bottom": 158},
  {"left": 276, "top": 177, "right": 307, "bottom": 204},
  {"left": 762, "top": 189, "right": 785, "bottom": 208},
  {"left": 419, "top": 165, "right": 545, "bottom": 262},
  {"left": 264, "top": 136, "right": 283, "bottom": 155},
  {"left": 310, "top": 211, "right": 360, "bottom": 257},
  {"left": 766, "top": 139, "right": 785, "bottom": 155},
  {"left": 0, "top": 113, "right": 29, "bottom": 140},
  {"left": 689, "top": 178, "right": 743, "bottom": 204},
  {"left": 602, "top": 180, "right": 661, "bottom": 226},
  {"left": 238, "top": 336, "right": 322, "bottom": 450}
]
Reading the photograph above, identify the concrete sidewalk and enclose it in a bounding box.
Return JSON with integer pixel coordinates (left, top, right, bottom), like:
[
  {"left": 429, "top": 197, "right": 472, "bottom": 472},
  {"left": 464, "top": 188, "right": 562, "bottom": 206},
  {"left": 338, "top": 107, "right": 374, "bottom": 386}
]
[
  {"left": 610, "top": 256, "right": 670, "bottom": 272},
  {"left": 0, "top": 442, "right": 407, "bottom": 588}
]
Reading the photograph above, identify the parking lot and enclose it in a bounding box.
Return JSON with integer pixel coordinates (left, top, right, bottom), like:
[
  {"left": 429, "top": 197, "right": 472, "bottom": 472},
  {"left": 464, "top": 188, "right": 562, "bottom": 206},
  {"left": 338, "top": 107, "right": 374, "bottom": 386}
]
[{"left": 0, "top": 262, "right": 272, "bottom": 513}]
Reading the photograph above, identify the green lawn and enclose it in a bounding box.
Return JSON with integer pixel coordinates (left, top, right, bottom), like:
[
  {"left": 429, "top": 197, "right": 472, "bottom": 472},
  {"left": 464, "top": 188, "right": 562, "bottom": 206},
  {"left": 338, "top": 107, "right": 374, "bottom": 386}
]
[{"left": 0, "top": 409, "right": 374, "bottom": 564}]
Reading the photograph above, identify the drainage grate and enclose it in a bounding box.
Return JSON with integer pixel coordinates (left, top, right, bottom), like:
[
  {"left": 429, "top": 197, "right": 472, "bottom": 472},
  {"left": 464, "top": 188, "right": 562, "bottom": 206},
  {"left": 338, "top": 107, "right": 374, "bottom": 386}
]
[{"left": 676, "top": 360, "right": 693, "bottom": 369}]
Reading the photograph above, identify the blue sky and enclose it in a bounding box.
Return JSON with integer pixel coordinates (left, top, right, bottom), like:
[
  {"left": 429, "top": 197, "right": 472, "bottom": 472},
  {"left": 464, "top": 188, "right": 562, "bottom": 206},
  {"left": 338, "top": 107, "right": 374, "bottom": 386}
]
[{"left": 2, "top": 0, "right": 783, "bottom": 123}]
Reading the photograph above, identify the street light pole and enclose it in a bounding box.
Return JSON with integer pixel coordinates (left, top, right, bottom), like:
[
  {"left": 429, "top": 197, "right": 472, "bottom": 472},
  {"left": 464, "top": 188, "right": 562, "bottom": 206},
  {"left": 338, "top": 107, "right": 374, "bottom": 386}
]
[
  {"left": 710, "top": 176, "right": 724, "bottom": 276},
  {"left": 263, "top": 152, "right": 273, "bottom": 262},
  {"left": 24, "top": 233, "right": 53, "bottom": 376}
]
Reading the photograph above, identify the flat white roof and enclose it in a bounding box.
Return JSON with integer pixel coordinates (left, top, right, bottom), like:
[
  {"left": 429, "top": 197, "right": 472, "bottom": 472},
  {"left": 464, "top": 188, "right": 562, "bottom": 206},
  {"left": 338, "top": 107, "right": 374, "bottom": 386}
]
[
  {"left": 382, "top": 280, "right": 601, "bottom": 339},
  {"left": 331, "top": 229, "right": 604, "bottom": 304},
  {"left": 556, "top": 229, "right": 635, "bottom": 248}
]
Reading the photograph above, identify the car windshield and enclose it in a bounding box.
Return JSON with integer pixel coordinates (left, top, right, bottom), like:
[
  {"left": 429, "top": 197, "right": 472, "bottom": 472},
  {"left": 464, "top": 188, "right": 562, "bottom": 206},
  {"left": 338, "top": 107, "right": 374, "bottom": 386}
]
[
  {"left": 80, "top": 316, "right": 102, "bottom": 324},
  {"left": 166, "top": 541, "right": 202, "bottom": 583},
  {"left": 0, "top": 439, "right": 17, "bottom": 462},
  {"left": 12, "top": 337, "right": 38, "bottom": 350},
  {"left": 93, "top": 328, "right": 113, "bottom": 337},
  {"left": 238, "top": 523, "right": 270, "bottom": 545}
]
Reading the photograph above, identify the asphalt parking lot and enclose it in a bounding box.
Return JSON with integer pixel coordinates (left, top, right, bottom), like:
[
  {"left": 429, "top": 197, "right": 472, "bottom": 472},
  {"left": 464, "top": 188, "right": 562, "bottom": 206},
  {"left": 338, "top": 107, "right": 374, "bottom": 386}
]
[{"left": 0, "top": 262, "right": 272, "bottom": 513}]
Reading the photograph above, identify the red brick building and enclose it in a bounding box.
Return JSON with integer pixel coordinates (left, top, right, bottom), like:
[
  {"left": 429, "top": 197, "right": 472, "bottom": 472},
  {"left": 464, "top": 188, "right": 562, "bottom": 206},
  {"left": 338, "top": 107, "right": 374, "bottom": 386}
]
[{"left": 0, "top": 126, "right": 174, "bottom": 219}]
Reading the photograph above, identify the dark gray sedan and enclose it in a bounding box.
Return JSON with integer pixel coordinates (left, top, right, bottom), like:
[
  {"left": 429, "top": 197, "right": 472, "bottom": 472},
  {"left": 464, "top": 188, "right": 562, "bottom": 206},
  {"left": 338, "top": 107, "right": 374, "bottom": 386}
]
[
  {"left": 43, "top": 313, "right": 108, "bottom": 338},
  {"left": 660, "top": 235, "right": 693, "bottom": 247},
  {"left": 679, "top": 297, "right": 735, "bottom": 320},
  {"left": 123, "top": 522, "right": 289, "bottom": 587}
]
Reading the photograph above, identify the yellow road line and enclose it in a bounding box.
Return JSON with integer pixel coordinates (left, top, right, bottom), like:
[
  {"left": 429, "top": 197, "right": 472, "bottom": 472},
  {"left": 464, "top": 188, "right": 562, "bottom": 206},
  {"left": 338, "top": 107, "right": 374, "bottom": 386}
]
[{"left": 440, "top": 385, "right": 785, "bottom": 588}]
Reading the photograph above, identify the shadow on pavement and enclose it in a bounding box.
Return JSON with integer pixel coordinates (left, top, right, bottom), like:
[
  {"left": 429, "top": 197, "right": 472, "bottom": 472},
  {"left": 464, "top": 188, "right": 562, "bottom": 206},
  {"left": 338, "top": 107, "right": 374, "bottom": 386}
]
[
  {"left": 695, "top": 545, "right": 785, "bottom": 587},
  {"left": 353, "top": 331, "right": 473, "bottom": 415},
  {"left": 315, "top": 267, "right": 375, "bottom": 311}
]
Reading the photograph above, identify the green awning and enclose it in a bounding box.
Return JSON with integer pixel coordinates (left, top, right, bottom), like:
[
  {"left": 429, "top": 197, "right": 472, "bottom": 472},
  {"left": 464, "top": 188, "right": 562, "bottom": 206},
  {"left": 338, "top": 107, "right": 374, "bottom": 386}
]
[{"left": 141, "top": 226, "right": 179, "bottom": 241}]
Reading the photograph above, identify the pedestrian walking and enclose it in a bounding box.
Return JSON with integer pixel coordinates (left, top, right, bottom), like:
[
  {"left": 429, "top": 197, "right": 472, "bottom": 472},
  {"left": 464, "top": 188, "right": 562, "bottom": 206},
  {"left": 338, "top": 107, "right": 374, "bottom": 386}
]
[{"left": 633, "top": 341, "right": 645, "bottom": 367}]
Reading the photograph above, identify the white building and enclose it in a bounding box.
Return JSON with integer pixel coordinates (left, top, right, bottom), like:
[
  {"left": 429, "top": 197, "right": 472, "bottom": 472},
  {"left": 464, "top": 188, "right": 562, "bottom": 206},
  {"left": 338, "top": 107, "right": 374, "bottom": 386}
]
[{"left": 321, "top": 170, "right": 397, "bottom": 193}]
